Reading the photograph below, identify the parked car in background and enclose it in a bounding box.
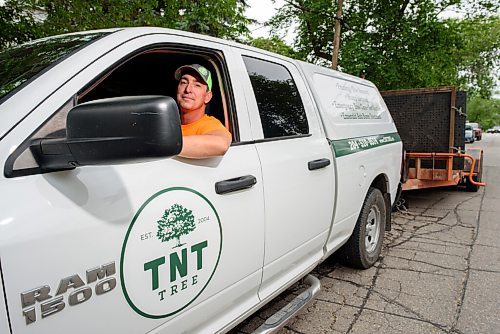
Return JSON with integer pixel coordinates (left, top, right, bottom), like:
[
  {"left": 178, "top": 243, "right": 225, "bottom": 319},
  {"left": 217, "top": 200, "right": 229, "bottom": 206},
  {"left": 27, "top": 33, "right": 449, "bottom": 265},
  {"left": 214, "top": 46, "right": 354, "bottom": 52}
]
[
  {"left": 466, "top": 122, "right": 482, "bottom": 140},
  {"left": 486, "top": 126, "right": 500, "bottom": 133},
  {"left": 465, "top": 124, "right": 475, "bottom": 143}
]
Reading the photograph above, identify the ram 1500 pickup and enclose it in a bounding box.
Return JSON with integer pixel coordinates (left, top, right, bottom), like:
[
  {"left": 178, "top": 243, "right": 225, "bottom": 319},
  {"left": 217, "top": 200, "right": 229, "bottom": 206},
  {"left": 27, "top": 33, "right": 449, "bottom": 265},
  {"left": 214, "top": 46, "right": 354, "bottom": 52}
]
[{"left": 0, "top": 27, "right": 402, "bottom": 334}]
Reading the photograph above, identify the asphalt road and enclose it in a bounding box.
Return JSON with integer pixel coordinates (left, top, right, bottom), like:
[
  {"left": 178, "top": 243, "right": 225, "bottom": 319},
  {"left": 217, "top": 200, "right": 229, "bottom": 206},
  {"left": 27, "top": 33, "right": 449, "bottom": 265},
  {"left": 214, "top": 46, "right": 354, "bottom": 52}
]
[{"left": 232, "top": 133, "right": 500, "bottom": 334}]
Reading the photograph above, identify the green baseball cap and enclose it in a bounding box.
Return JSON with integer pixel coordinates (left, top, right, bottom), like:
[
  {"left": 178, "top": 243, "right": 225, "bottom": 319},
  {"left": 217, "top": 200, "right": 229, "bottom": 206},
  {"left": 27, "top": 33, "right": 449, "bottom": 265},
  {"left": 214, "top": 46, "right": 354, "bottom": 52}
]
[{"left": 174, "top": 64, "right": 213, "bottom": 91}]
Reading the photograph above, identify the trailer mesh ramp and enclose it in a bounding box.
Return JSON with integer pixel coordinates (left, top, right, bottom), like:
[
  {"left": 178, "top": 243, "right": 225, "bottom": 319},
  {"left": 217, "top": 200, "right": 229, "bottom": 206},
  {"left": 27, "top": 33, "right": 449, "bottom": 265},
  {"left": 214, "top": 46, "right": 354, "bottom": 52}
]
[{"left": 381, "top": 87, "right": 466, "bottom": 170}]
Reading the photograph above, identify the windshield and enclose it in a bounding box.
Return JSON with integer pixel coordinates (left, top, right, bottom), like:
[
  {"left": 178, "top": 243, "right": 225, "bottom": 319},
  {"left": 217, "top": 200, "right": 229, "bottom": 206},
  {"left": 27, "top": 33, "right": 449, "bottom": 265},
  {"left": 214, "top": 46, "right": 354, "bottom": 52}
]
[
  {"left": 465, "top": 125, "right": 472, "bottom": 131},
  {"left": 0, "top": 32, "right": 109, "bottom": 103}
]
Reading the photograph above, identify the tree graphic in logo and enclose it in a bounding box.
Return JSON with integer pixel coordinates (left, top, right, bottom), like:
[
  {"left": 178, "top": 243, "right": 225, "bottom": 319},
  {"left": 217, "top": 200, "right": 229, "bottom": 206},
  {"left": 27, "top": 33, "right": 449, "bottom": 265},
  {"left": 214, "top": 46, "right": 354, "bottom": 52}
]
[{"left": 156, "top": 204, "right": 196, "bottom": 248}]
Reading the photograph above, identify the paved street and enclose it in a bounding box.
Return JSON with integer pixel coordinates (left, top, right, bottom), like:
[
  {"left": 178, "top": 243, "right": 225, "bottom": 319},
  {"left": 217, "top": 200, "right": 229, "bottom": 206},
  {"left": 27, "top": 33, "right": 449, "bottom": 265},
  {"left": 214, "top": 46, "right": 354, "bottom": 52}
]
[{"left": 232, "top": 134, "right": 499, "bottom": 334}]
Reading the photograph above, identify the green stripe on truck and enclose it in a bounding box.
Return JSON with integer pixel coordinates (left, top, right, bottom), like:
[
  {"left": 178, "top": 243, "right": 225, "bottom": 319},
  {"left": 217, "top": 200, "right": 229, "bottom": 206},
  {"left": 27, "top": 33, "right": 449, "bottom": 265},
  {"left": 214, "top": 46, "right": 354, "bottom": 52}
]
[{"left": 330, "top": 132, "right": 401, "bottom": 157}]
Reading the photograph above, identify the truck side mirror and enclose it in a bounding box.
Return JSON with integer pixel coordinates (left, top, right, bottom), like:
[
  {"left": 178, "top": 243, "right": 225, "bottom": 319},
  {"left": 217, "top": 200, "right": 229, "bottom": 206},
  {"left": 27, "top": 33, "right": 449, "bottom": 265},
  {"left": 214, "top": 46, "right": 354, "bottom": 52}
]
[{"left": 30, "top": 96, "right": 182, "bottom": 171}]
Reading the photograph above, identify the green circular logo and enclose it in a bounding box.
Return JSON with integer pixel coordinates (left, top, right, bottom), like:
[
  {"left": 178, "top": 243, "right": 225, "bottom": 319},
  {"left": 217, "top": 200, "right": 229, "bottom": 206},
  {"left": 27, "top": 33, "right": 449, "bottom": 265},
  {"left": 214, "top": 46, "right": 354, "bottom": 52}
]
[{"left": 120, "top": 187, "right": 222, "bottom": 318}]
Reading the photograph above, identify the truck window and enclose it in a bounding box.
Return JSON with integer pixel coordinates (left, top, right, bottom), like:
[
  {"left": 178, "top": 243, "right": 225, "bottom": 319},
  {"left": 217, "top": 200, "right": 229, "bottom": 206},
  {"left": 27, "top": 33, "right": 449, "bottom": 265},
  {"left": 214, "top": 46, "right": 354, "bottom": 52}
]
[
  {"left": 6, "top": 47, "right": 237, "bottom": 177},
  {"left": 242, "top": 56, "right": 308, "bottom": 139},
  {"left": 78, "top": 49, "right": 232, "bottom": 136}
]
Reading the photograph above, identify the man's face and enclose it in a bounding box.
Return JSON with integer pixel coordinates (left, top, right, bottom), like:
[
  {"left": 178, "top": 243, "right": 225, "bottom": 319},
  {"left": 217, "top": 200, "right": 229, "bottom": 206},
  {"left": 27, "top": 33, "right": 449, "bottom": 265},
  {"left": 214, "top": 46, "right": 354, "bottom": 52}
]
[{"left": 176, "top": 72, "right": 213, "bottom": 113}]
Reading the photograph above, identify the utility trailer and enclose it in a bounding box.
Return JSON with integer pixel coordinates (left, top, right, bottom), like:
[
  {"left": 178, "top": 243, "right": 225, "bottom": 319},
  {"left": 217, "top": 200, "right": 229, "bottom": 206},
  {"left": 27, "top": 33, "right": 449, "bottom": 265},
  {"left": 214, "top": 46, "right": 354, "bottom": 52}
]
[{"left": 381, "top": 86, "right": 485, "bottom": 192}]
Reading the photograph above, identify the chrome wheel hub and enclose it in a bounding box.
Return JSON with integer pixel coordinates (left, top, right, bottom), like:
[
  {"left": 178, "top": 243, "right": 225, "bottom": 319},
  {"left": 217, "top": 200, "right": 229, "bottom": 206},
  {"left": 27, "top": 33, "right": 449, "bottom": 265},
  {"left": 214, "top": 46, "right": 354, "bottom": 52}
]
[{"left": 365, "top": 205, "right": 381, "bottom": 254}]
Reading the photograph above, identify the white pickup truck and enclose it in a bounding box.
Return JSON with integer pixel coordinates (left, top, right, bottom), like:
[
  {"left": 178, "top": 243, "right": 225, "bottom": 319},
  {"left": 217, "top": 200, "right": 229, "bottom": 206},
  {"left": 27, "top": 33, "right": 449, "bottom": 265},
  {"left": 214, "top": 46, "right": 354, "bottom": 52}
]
[{"left": 0, "top": 28, "right": 402, "bottom": 333}]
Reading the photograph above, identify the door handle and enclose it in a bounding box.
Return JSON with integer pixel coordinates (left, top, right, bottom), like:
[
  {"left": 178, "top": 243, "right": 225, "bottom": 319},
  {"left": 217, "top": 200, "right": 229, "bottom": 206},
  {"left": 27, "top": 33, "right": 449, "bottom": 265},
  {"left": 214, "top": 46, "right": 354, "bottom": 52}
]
[
  {"left": 215, "top": 175, "right": 257, "bottom": 194},
  {"left": 308, "top": 158, "right": 331, "bottom": 171}
]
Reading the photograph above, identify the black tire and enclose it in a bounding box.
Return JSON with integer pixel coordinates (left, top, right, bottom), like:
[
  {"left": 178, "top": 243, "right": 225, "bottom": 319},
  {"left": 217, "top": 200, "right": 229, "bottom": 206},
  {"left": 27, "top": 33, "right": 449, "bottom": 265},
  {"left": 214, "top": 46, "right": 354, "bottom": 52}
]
[{"left": 338, "top": 187, "right": 386, "bottom": 269}]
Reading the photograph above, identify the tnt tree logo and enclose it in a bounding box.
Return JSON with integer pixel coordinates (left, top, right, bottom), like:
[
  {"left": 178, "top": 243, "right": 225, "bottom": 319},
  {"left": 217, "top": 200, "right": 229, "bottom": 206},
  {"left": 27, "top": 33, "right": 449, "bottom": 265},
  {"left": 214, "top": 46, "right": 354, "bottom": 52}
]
[
  {"left": 121, "top": 188, "right": 222, "bottom": 318},
  {"left": 157, "top": 204, "right": 195, "bottom": 248}
]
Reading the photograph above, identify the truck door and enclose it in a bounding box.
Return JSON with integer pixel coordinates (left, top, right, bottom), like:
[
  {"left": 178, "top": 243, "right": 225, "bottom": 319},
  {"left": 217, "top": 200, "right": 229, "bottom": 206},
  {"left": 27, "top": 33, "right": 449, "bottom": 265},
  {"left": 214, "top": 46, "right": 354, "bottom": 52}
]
[
  {"left": 0, "top": 32, "right": 265, "bottom": 334},
  {"left": 233, "top": 50, "right": 335, "bottom": 299}
]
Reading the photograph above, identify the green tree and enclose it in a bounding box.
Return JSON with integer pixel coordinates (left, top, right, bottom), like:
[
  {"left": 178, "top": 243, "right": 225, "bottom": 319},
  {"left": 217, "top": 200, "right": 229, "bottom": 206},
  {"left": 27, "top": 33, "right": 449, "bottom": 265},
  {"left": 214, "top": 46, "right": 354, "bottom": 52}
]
[
  {"left": 157, "top": 204, "right": 196, "bottom": 248},
  {"left": 0, "top": 0, "right": 253, "bottom": 49},
  {"left": 269, "top": 0, "right": 499, "bottom": 96},
  {"left": 450, "top": 17, "right": 500, "bottom": 98},
  {"left": 467, "top": 97, "right": 500, "bottom": 130},
  {"left": 173, "top": 0, "right": 253, "bottom": 41},
  {"left": 249, "top": 36, "right": 297, "bottom": 58},
  {"left": 0, "top": 0, "right": 41, "bottom": 48}
]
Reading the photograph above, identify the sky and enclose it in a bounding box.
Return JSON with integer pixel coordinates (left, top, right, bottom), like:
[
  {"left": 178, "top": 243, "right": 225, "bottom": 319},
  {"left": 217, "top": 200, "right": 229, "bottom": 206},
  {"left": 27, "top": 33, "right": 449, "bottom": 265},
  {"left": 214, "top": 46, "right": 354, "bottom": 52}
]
[{"left": 245, "top": 0, "right": 290, "bottom": 41}]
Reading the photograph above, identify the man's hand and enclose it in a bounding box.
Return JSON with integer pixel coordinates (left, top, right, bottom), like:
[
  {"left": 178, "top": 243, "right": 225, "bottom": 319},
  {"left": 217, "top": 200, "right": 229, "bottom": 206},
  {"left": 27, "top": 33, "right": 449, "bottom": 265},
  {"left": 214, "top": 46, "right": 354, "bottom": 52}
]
[{"left": 179, "top": 130, "right": 232, "bottom": 159}]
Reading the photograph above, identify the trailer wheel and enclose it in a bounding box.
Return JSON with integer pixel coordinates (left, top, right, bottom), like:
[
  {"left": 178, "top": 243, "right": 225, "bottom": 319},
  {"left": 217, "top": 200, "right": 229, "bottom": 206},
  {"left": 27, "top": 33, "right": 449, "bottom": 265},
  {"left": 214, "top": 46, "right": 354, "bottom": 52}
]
[{"left": 338, "top": 187, "right": 386, "bottom": 269}]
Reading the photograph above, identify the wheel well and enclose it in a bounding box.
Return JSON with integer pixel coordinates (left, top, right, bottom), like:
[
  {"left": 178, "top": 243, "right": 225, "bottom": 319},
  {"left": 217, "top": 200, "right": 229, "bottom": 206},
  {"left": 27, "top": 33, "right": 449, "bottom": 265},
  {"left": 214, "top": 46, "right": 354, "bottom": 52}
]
[{"left": 370, "top": 174, "right": 388, "bottom": 194}]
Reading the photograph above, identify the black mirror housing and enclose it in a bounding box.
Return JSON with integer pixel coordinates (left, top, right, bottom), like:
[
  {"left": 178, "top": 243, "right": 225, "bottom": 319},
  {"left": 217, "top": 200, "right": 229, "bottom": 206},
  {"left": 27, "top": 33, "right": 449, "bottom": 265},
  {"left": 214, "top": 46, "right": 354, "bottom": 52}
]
[{"left": 31, "top": 96, "right": 182, "bottom": 170}]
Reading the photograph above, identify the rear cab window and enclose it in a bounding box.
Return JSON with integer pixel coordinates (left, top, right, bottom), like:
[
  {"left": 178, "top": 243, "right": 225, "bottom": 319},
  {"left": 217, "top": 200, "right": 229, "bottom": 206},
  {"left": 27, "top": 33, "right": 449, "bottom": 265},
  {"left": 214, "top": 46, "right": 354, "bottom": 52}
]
[{"left": 242, "top": 56, "right": 309, "bottom": 139}]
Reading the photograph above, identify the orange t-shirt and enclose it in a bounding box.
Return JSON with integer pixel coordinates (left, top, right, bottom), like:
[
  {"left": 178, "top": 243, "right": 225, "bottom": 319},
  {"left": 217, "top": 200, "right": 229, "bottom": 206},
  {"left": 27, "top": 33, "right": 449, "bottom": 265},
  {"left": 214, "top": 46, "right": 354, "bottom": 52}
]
[{"left": 181, "top": 115, "right": 231, "bottom": 137}]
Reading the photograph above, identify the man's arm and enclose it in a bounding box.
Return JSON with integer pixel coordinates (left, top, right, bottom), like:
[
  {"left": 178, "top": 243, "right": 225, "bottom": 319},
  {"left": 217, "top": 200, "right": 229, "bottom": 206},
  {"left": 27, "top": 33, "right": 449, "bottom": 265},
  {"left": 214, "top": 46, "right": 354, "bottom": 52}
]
[{"left": 179, "top": 130, "right": 232, "bottom": 159}]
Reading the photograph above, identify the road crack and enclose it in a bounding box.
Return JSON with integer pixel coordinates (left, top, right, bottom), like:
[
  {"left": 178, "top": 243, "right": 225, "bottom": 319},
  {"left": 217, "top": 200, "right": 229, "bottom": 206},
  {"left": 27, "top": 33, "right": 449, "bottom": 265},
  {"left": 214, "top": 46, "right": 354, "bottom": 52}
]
[
  {"left": 345, "top": 258, "right": 382, "bottom": 333},
  {"left": 449, "top": 187, "right": 486, "bottom": 332}
]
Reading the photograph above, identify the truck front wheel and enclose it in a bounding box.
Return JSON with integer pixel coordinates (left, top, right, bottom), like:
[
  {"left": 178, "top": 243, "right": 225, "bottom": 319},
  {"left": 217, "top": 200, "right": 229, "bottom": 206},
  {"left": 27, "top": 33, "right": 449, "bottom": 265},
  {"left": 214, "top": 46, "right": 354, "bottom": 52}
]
[{"left": 338, "top": 187, "right": 386, "bottom": 269}]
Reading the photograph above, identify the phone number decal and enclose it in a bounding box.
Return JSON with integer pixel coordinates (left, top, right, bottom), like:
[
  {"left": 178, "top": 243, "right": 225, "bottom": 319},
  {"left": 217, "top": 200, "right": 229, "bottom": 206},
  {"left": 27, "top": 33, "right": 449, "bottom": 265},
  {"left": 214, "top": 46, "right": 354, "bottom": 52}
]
[{"left": 331, "top": 133, "right": 401, "bottom": 157}]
